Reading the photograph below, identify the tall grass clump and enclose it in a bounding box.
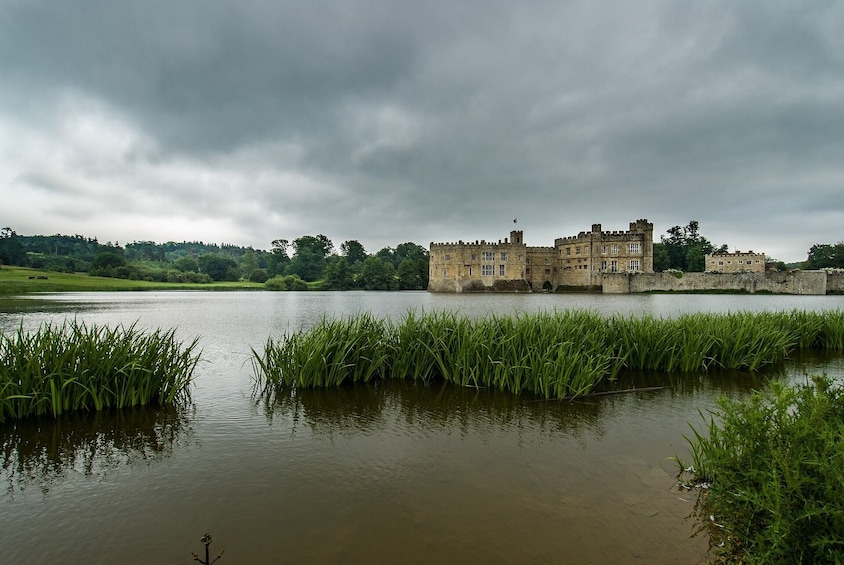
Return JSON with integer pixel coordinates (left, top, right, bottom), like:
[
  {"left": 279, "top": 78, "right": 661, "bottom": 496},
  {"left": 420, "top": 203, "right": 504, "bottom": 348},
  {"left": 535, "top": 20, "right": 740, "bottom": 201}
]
[
  {"left": 253, "top": 309, "right": 844, "bottom": 402},
  {"left": 0, "top": 321, "right": 200, "bottom": 422},
  {"left": 252, "top": 313, "right": 389, "bottom": 395},
  {"left": 677, "top": 375, "right": 844, "bottom": 564}
]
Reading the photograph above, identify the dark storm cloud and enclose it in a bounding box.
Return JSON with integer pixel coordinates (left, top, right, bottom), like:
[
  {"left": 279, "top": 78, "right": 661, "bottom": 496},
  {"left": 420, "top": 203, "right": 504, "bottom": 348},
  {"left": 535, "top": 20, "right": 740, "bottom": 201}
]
[{"left": 1, "top": 0, "right": 842, "bottom": 261}]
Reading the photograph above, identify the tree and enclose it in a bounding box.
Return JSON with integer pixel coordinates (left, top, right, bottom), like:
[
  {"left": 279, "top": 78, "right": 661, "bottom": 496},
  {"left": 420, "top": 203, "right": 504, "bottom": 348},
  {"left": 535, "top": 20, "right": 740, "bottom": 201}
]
[
  {"left": 287, "top": 235, "right": 334, "bottom": 281},
  {"left": 199, "top": 254, "right": 239, "bottom": 281},
  {"left": 397, "top": 258, "right": 421, "bottom": 290},
  {"left": 652, "top": 243, "right": 670, "bottom": 272},
  {"left": 659, "top": 220, "right": 719, "bottom": 272},
  {"left": 240, "top": 249, "right": 259, "bottom": 279},
  {"left": 340, "top": 240, "right": 367, "bottom": 266},
  {"left": 325, "top": 256, "right": 353, "bottom": 290},
  {"left": 0, "top": 227, "right": 29, "bottom": 266},
  {"left": 360, "top": 257, "right": 397, "bottom": 290},
  {"left": 806, "top": 243, "right": 844, "bottom": 269}
]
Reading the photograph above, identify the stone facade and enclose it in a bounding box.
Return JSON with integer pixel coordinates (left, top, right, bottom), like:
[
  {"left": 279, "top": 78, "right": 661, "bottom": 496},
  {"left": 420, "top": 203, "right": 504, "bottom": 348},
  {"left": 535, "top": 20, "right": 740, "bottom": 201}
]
[
  {"left": 604, "top": 270, "right": 829, "bottom": 295},
  {"left": 428, "top": 219, "right": 654, "bottom": 292},
  {"left": 705, "top": 250, "right": 766, "bottom": 273}
]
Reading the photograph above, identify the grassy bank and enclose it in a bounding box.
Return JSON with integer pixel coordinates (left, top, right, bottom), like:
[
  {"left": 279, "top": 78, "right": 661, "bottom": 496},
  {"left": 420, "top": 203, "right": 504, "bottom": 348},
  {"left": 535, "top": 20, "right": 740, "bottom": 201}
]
[
  {"left": 0, "top": 266, "right": 264, "bottom": 294},
  {"left": 677, "top": 376, "right": 844, "bottom": 563},
  {"left": 253, "top": 309, "right": 844, "bottom": 401},
  {"left": 0, "top": 321, "right": 200, "bottom": 422}
]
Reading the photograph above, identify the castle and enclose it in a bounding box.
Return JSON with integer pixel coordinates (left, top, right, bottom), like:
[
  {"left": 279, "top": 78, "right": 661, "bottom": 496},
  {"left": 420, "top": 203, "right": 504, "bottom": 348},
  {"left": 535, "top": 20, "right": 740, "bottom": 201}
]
[{"left": 428, "top": 219, "right": 654, "bottom": 292}]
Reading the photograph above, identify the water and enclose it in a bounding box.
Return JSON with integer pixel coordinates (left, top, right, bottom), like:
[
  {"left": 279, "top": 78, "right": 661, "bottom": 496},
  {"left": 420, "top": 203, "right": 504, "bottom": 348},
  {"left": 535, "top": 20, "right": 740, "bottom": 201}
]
[{"left": 1, "top": 292, "right": 842, "bottom": 564}]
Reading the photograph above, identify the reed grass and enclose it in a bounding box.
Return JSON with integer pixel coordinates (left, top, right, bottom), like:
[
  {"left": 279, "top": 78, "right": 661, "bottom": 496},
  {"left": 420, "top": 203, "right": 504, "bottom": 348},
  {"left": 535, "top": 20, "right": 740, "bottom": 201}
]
[
  {"left": 252, "top": 309, "right": 844, "bottom": 401},
  {"left": 0, "top": 321, "right": 200, "bottom": 422},
  {"left": 676, "top": 375, "right": 844, "bottom": 563}
]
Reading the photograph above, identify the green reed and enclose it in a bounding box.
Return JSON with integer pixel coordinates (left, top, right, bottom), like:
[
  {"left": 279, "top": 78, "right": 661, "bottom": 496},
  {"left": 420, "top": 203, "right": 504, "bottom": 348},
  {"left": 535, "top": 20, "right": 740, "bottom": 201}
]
[
  {"left": 252, "top": 309, "right": 844, "bottom": 401},
  {"left": 0, "top": 321, "right": 200, "bottom": 422},
  {"left": 677, "top": 375, "right": 844, "bottom": 564}
]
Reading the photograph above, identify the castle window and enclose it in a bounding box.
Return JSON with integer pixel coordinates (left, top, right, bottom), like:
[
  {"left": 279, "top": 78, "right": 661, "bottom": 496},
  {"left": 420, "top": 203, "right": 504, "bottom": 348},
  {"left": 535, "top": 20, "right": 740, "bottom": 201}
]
[
  {"left": 583, "top": 246, "right": 589, "bottom": 253},
  {"left": 601, "top": 260, "right": 607, "bottom": 270},
  {"left": 544, "top": 269, "right": 551, "bottom": 275},
  {"left": 601, "top": 245, "right": 607, "bottom": 254},
  {"left": 444, "top": 254, "right": 451, "bottom": 261},
  {"left": 482, "top": 264, "right": 494, "bottom": 276},
  {"left": 526, "top": 258, "right": 530, "bottom": 265},
  {"left": 468, "top": 267, "right": 473, "bottom": 276},
  {"left": 628, "top": 243, "right": 640, "bottom": 254},
  {"left": 628, "top": 259, "right": 640, "bottom": 271},
  {"left": 610, "top": 260, "right": 618, "bottom": 272},
  {"left": 526, "top": 268, "right": 531, "bottom": 275},
  {"left": 576, "top": 247, "right": 581, "bottom": 255},
  {"left": 443, "top": 268, "right": 448, "bottom": 278},
  {"left": 611, "top": 244, "right": 618, "bottom": 254},
  {"left": 471, "top": 254, "right": 477, "bottom": 261},
  {"left": 499, "top": 264, "right": 505, "bottom": 276},
  {"left": 482, "top": 251, "right": 495, "bottom": 261},
  {"left": 544, "top": 259, "right": 550, "bottom": 264},
  {"left": 500, "top": 253, "right": 507, "bottom": 261}
]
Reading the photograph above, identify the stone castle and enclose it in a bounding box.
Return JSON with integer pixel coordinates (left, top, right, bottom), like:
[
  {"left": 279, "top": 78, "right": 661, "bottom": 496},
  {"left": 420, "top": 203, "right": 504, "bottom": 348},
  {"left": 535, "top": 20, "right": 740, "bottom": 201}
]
[{"left": 428, "top": 219, "right": 654, "bottom": 292}]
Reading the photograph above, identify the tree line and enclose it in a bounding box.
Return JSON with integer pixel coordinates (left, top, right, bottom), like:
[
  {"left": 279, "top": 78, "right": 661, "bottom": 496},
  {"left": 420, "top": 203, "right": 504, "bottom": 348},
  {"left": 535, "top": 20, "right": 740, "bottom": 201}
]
[{"left": 0, "top": 228, "right": 429, "bottom": 290}]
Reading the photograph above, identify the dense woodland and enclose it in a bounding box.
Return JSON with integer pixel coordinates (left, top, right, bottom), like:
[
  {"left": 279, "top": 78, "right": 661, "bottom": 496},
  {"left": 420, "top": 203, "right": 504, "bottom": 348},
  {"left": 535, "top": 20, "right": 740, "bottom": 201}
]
[
  {"left": 1, "top": 222, "right": 840, "bottom": 289},
  {"left": 0, "top": 227, "right": 429, "bottom": 290}
]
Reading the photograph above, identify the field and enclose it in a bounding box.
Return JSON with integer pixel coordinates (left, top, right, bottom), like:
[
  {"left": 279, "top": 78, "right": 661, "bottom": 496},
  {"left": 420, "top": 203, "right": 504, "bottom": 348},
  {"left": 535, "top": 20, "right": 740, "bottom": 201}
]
[{"left": 0, "top": 266, "right": 266, "bottom": 294}]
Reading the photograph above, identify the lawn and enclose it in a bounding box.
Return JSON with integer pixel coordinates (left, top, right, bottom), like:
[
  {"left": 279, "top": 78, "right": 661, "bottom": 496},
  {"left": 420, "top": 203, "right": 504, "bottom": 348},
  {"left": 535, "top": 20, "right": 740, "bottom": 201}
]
[{"left": 0, "top": 266, "right": 264, "bottom": 294}]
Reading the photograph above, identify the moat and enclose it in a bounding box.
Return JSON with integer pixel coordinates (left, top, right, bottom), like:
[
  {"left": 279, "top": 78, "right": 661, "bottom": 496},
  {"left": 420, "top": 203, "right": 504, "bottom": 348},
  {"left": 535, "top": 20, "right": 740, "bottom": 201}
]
[{"left": 1, "top": 291, "right": 842, "bottom": 563}]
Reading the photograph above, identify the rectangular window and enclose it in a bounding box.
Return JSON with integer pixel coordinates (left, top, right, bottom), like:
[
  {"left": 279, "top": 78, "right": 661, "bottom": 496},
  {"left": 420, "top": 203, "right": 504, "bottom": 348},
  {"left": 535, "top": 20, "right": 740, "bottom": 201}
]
[
  {"left": 482, "top": 251, "right": 494, "bottom": 261},
  {"left": 566, "top": 247, "right": 571, "bottom": 255},
  {"left": 544, "top": 259, "right": 550, "bottom": 264},
  {"left": 601, "top": 260, "right": 607, "bottom": 270},
  {"left": 442, "top": 268, "right": 448, "bottom": 278},
  {"left": 471, "top": 253, "right": 477, "bottom": 261},
  {"left": 544, "top": 269, "right": 551, "bottom": 275},
  {"left": 444, "top": 254, "right": 451, "bottom": 260},
  {"left": 482, "top": 264, "right": 494, "bottom": 276},
  {"left": 601, "top": 245, "right": 608, "bottom": 254},
  {"left": 526, "top": 267, "right": 531, "bottom": 275},
  {"left": 500, "top": 252, "right": 507, "bottom": 261},
  {"left": 499, "top": 264, "right": 505, "bottom": 276},
  {"left": 583, "top": 245, "right": 589, "bottom": 254},
  {"left": 610, "top": 260, "right": 618, "bottom": 272},
  {"left": 611, "top": 244, "right": 618, "bottom": 254},
  {"left": 628, "top": 243, "right": 640, "bottom": 254},
  {"left": 468, "top": 267, "right": 473, "bottom": 276},
  {"left": 628, "top": 259, "right": 640, "bottom": 271},
  {"left": 526, "top": 258, "right": 531, "bottom": 265}
]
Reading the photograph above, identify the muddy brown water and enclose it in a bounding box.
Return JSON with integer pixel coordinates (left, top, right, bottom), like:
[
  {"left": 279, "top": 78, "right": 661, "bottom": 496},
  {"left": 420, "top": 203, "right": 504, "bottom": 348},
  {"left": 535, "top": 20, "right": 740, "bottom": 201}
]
[{"left": 1, "top": 291, "right": 842, "bottom": 563}]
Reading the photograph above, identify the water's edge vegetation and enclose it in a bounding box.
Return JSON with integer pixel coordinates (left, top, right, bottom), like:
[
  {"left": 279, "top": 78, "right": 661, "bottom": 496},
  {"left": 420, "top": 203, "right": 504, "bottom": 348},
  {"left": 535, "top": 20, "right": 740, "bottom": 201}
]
[
  {"left": 0, "top": 321, "right": 199, "bottom": 422},
  {"left": 677, "top": 376, "right": 844, "bottom": 563},
  {"left": 252, "top": 309, "right": 844, "bottom": 401}
]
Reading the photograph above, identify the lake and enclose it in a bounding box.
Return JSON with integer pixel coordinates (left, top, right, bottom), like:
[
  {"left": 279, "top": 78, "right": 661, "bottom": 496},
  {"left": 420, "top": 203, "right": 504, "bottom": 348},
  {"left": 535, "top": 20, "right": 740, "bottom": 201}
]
[{"left": 1, "top": 291, "right": 843, "bottom": 564}]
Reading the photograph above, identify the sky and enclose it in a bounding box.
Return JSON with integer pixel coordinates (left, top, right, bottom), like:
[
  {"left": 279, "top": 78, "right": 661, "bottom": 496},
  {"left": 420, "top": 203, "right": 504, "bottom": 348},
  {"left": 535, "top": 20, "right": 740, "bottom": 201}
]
[{"left": 1, "top": 1, "right": 842, "bottom": 263}]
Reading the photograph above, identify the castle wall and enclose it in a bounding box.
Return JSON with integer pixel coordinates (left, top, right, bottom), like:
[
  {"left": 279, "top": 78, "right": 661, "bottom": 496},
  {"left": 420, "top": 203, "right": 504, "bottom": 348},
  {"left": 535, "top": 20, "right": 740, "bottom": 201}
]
[
  {"left": 428, "top": 231, "right": 530, "bottom": 292},
  {"left": 827, "top": 272, "right": 844, "bottom": 294},
  {"left": 616, "top": 271, "right": 827, "bottom": 295}
]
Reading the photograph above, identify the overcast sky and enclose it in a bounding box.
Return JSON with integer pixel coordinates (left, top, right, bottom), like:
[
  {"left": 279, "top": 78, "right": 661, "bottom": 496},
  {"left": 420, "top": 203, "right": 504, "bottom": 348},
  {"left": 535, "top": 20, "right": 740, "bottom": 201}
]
[{"left": 2, "top": 1, "right": 842, "bottom": 262}]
